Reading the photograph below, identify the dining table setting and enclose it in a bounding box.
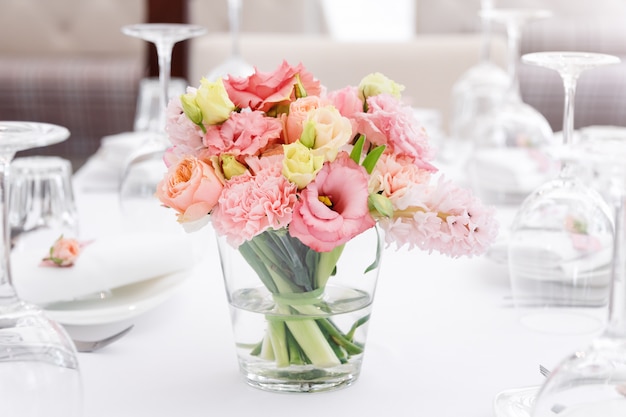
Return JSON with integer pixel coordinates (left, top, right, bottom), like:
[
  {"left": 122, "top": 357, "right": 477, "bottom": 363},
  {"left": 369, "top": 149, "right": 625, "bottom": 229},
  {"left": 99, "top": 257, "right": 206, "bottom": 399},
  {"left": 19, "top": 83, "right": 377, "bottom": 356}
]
[{"left": 5, "top": 127, "right": 593, "bottom": 417}]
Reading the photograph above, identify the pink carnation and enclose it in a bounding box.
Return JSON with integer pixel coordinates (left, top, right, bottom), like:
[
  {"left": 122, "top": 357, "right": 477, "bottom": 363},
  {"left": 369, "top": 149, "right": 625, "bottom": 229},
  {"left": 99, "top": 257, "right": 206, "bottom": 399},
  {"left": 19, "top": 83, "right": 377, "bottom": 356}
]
[
  {"left": 165, "top": 94, "right": 204, "bottom": 153},
  {"left": 211, "top": 168, "right": 298, "bottom": 247},
  {"left": 289, "top": 153, "right": 375, "bottom": 252},
  {"left": 203, "top": 111, "right": 283, "bottom": 157},
  {"left": 223, "top": 60, "right": 322, "bottom": 112},
  {"left": 369, "top": 154, "right": 432, "bottom": 202},
  {"left": 355, "top": 94, "right": 435, "bottom": 170}
]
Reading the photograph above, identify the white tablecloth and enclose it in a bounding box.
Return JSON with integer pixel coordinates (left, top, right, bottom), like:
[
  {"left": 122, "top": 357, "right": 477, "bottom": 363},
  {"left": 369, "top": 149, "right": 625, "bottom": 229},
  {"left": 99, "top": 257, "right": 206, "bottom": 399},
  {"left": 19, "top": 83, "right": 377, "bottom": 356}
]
[{"left": 67, "top": 155, "right": 599, "bottom": 417}]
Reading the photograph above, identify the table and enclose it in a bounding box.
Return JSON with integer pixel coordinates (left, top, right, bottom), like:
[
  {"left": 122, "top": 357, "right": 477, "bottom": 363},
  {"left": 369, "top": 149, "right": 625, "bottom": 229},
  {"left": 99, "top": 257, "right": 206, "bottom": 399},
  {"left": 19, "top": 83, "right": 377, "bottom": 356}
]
[{"left": 69, "top": 155, "right": 600, "bottom": 417}]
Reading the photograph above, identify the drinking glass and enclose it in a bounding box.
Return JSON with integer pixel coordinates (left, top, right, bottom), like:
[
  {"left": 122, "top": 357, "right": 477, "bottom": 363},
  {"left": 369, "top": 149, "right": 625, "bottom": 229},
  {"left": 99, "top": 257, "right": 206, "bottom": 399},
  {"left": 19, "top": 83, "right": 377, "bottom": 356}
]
[
  {"left": 0, "top": 121, "right": 82, "bottom": 417},
  {"left": 119, "top": 24, "right": 207, "bottom": 222},
  {"left": 205, "top": 0, "right": 254, "bottom": 81},
  {"left": 466, "top": 8, "right": 556, "bottom": 205},
  {"left": 448, "top": 0, "right": 509, "bottom": 157},
  {"left": 508, "top": 52, "right": 620, "bottom": 334},
  {"left": 9, "top": 156, "right": 79, "bottom": 253},
  {"left": 531, "top": 144, "right": 626, "bottom": 416}
]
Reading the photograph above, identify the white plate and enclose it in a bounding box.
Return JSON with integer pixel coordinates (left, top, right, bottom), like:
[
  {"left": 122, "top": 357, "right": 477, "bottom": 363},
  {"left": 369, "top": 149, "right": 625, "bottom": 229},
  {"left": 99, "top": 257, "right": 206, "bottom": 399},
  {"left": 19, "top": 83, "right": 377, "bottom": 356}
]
[
  {"left": 43, "top": 269, "right": 191, "bottom": 326},
  {"left": 493, "top": 386, "right": 538, "bottom": 417}
]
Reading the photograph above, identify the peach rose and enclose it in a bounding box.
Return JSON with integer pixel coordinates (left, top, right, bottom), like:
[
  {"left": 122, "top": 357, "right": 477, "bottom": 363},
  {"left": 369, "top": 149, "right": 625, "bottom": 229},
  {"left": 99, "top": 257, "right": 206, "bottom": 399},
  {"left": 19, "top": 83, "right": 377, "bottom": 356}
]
[
  {"left": 308, "top": 106, "right": 353, "bottom": 162},
  {"left": 284, "top": 96, "right": 323, "bottom": 144},
  {"left": 156, "top": 156, "right": 224, "bottom": 229}
]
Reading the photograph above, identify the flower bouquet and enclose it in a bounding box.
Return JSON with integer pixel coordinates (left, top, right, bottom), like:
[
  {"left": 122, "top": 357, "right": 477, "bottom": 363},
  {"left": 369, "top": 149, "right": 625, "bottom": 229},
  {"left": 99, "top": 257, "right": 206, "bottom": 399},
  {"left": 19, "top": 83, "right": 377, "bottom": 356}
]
[{"left": 155, "top": 61, "right": 498, "bottom": 392}]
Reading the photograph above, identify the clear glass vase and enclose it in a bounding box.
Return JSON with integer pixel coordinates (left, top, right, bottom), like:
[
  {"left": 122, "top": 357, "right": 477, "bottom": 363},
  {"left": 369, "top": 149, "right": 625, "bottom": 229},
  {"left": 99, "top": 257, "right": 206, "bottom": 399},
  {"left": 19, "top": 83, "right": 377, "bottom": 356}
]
[{"left": 216, "top": 226, "right": 383, "bottom": 393}]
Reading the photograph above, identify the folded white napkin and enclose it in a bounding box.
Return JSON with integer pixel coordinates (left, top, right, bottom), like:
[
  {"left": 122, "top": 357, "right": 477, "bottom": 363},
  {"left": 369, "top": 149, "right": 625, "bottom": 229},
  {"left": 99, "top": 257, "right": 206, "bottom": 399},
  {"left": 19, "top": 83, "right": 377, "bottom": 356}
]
[{"left": 11, "top": 232, "right": 198, "bottom": 305}]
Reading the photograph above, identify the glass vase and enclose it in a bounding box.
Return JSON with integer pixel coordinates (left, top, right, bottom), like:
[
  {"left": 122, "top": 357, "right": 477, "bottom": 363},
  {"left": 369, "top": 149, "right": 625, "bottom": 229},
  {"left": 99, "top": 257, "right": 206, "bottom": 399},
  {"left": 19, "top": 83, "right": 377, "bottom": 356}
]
[{"left": 216, "top": 226, "right": 383, "bottom": 393}]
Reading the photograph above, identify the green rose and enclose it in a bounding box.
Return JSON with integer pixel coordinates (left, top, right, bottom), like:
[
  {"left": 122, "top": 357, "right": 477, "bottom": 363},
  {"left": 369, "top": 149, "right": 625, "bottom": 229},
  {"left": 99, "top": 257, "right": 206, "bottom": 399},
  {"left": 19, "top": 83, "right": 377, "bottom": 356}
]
[
  {"left": 358, "top": 72, "right": 405, "bottom": 101},
  {"left": 282, "top": 141, "right": 324, "bottom": 189},
  {"left": 195, "top": 77, "right": 236, "bottom": 125}
]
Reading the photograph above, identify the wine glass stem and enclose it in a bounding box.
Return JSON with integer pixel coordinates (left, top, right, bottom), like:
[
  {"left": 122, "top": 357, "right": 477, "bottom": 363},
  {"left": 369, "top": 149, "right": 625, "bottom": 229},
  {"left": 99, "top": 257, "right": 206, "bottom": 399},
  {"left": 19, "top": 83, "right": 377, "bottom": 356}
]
[
  {"left": 479, "top": 0, "right": 495, "bottom": 62},
  {"left": 606, "top": 192, "right": 626, "bottom": 338},
  {"left": 0, "top": 151, "right": 18, "bottom": 304},
  {"left": 228, "top": 0, "right": 242, "bottom": 57},
  {"left": 505, "top": 21, "right": 522, "bottom": 100},
  {"left": 559, "top": 74, "right": 578, "bottom": 177},
  {"left": 155, "top": 40, "right": 175, "bottom": 132}
]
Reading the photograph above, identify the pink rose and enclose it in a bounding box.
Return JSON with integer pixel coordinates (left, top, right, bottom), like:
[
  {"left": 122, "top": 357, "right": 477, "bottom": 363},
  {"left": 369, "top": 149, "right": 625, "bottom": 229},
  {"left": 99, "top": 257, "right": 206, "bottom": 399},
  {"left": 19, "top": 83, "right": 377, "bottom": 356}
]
[
  {"left": 223, "top": 61, "right": 322, "bottom": 112},
  {"left": 284, "top": 96, "right": 324, "bottom": 144},
  {"left": 155, "top": 156, "right": 224, "bottom": 226},
  {"left": 41, "top": 236, "right": 82, "bottom": 267},
  {"left": 355, "top": 94, "right": 436, "bottom": 171},
  {"left": 326, "top": 86, "right": 363, "bottom": 134},
  {"left": 203, "top": 111, "right": 283, "bottom": 157},
  {"left": 289, "top": 153, "right": 375, "bottom": 252},
  {"left": 211, "top": 167, "right": 298, "bottom": 247}
]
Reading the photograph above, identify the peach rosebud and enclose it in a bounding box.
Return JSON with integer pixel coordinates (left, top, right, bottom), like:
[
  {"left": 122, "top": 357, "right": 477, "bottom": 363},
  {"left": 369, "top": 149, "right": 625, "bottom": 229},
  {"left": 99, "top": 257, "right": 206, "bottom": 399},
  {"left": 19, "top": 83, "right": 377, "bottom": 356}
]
[
  {"left": 156, "top": 156, "right": 224, "bottom": 229},
  {"left": 282, "top": 141, "right": 324, "bottom": 189},
  {"left": 358, "top": 72, "right": 405, "bottom": 101},
  {"left": 195, "top": 77, "right": 236, "bottom": 125},
  {"left": 284, "top": 96, "right": 323, "bottom": 144},
  {"left": 41, "top": 236, "right": 81, "bottom": 267}
]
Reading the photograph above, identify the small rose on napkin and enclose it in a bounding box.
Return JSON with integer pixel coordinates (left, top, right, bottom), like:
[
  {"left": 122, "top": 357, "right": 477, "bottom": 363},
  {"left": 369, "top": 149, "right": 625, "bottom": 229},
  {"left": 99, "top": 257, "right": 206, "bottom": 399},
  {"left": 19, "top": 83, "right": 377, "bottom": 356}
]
[{"left": 40, "top": 235, "right": 84, "bottom": 268}]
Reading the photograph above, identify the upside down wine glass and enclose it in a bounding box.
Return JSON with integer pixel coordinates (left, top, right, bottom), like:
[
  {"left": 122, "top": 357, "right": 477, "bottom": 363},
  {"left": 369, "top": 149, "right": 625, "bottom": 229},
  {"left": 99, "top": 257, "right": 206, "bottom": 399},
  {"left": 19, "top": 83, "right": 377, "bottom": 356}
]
[
  {"left": 467, "top": 8, "right": 556, "bottom": 205},
  {"left": 532, "top": 144, "right": 626, "bottom": 416},
  {"left": 508, "top": 52, "right": 620, "bottom": 334},
  {"left": 119, "top": 24, "right": 207, "bottom": 228},
  {"left": 0, "top": 122, "right": 82, "bottom": 416},
  {"left": 448, "top": 0, "right": 509, "bottom": 155},
  {"left": 205, "top": 0, "right": 255, "bottom": 81}
]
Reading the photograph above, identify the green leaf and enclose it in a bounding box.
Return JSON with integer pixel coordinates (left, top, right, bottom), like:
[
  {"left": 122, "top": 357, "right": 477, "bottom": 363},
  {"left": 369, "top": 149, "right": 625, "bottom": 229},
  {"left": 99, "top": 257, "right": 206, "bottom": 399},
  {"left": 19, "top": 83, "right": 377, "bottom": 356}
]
[
  {"left": 362, "top": 144, "right": 386, "bottom": 174},
  {"left": 364, "top": 227, "right": 382, "bottom": 274},
  {"left": 350, "top": 134, "right": 365, "bottom": 164}
]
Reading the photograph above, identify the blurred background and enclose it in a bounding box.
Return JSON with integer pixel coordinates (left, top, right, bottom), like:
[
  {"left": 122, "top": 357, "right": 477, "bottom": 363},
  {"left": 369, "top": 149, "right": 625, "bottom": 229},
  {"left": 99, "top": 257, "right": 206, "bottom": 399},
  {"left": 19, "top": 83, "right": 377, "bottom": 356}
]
[{"left": 1, "top": 0, "right": 626, "bottom": 170}]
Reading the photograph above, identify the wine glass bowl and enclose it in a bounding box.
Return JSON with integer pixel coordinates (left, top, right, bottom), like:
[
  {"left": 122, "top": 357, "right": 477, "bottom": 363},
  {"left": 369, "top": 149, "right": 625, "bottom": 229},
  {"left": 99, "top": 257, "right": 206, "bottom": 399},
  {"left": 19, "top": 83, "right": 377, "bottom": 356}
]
[
  {"left": 507, "top": 51, "right": 620, "bottom": 335},
  {"left": 0, "top": 121, "right": 82, "bottom": 416}
]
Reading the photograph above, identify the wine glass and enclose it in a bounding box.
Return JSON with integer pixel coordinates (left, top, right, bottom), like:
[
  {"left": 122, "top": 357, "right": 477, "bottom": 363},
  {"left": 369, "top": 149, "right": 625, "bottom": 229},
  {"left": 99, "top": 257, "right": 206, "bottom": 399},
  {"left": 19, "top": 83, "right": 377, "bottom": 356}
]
[
  {"left": 0, "top": 121, "right": 82, "bottom": 416},
  {"left": 466, "top": 8, "right": 556, "bottom": 205},
  {"left": 119, "top": 24, "right": 207, "bottom": 226},
  {"left": 531, "top": 146, "right": 626, "bottom": 416},
  {"left": 448, "top": 0, "right": 509, "bottom": 160},
  {"left": 205, "top": 0, "right": 255, "bottom": 81},
  {"left": 508, "top": 52, "right": 620, "bottom": 334}
]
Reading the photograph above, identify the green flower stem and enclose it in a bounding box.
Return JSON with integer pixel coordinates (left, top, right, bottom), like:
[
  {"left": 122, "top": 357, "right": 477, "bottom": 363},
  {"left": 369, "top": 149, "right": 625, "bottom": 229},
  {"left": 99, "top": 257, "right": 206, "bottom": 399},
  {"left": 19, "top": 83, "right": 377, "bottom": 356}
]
[
  {"left": 315, "top": 244, "right": 344, "bottom": 288},
  {"left": 267, "top": 320, "right": 289, "bottom": 367},
  {"left": 283, "top": 317, "right": 341, "bottom": 368}
]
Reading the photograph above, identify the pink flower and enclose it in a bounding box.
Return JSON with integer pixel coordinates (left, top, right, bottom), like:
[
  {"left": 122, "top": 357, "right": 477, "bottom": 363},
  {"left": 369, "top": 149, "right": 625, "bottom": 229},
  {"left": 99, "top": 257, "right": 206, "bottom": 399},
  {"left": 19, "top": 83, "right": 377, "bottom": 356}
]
[
  {"left": 155, "top": 156, "right": 224, "bottom": 228},
  {"left": 41, "top": 236, "right": 82, "bottom": 267},
  {"left": 165, "top": 94, "right": 205, "bottom": 152},
  {"left": 284, "top": 96, "right": 324, "bottom": 144},
  {"left": 369, "top": 154, "right": 432, "bottom": 202},
  {"left": 203, "top": 111, "right": 283, "bottom": 157},
  {"left": 211, "top": 167, "right": 298, "bottom": 247},
  {"left": 355, "top": 94, "right": 436, "bottom": 171},
  {"left": 223, "top": 61, "right": 322, "bottom": 112},
  {"left": 325, "top": 86, "right": 363, "bottom": 133},
  {"left": 289, "top": 153, "right": 375, "bottom": 252},
  {"left": 379, "top": 176, "right": 499, "bottom": 257}
]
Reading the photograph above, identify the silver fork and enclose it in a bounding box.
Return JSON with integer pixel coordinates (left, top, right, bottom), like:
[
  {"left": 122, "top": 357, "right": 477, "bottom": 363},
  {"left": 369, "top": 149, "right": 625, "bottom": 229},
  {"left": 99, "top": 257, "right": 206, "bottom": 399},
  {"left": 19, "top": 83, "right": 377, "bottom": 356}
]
[
  {"left": 72, "top": 325, "right": 134, "bottom": 352},
  {"left": 539, "top": 364, "right": 551, "bottom": 378}
]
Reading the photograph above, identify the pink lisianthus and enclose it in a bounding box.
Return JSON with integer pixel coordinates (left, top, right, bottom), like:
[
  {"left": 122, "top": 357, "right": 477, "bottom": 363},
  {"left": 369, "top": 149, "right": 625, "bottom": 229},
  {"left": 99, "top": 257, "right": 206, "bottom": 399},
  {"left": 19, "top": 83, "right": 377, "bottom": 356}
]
[
  {"left": 203, "top": 110, "right": 283, "bottom": 157},
  {"left": 355, "top": 94, "right": 436, "bottom": 171},
  {"left": 378, "top": 176, "right": 498, "bottom": 257},
  {"left": 289, "top": 153, "right": 375, "bottom": 252},
  {"left": 223, "top": 61, "right": 322, "bottom": 112},
  {"left": 165, "top": 93, "right": 205, "bottom": 153},
  {"left": 155, "top": 156, "right": 224, "bottom": 230},
  {"left": 41, "top": 236, "right": 83, "bottom": 267},
  {"left": 211, "top": 167, "right": 298, "bottom": 247}
]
